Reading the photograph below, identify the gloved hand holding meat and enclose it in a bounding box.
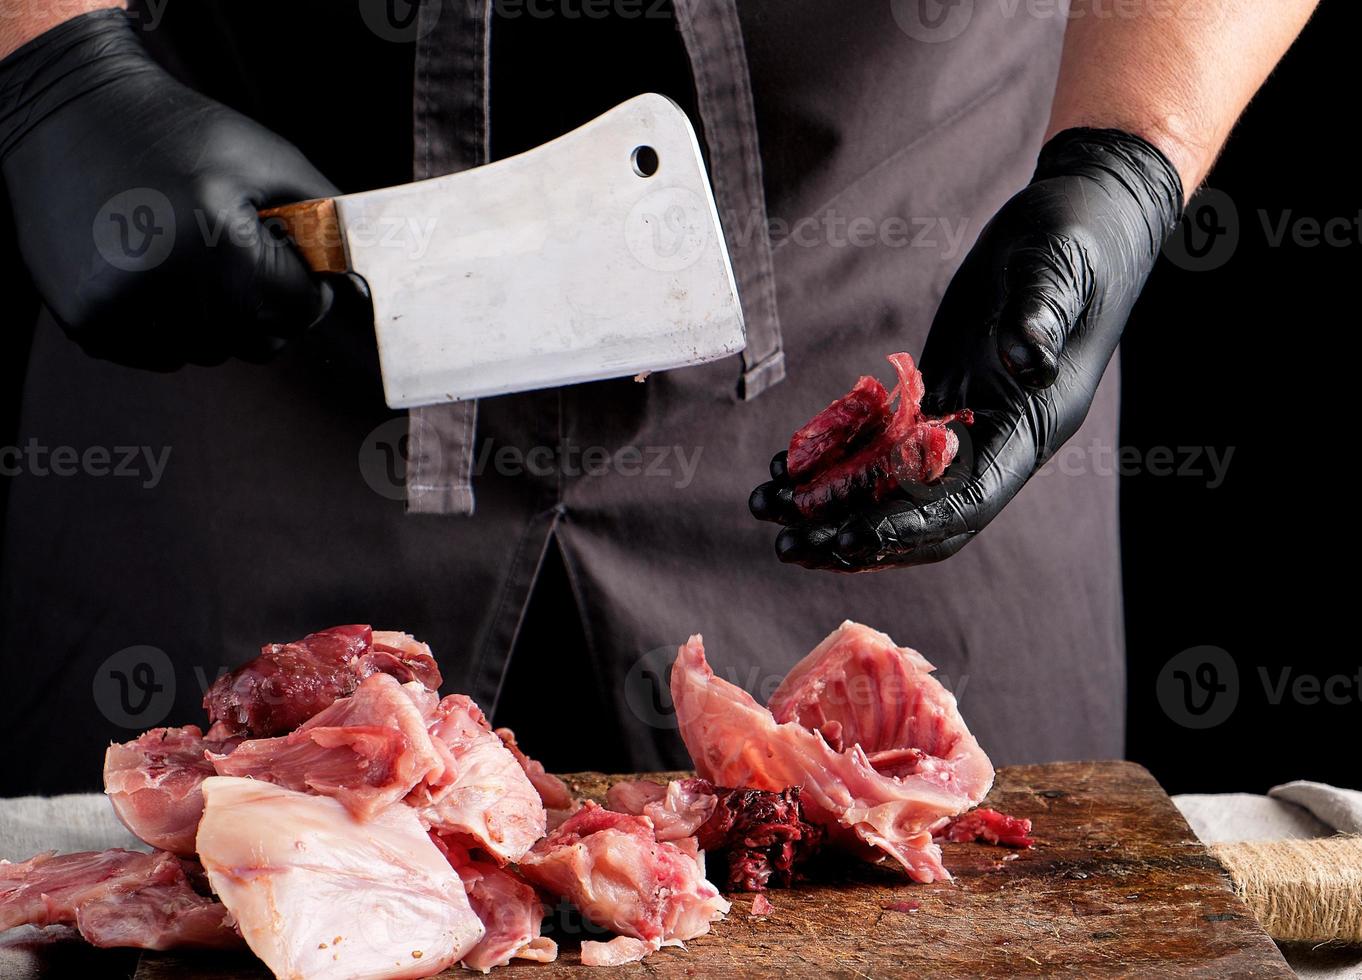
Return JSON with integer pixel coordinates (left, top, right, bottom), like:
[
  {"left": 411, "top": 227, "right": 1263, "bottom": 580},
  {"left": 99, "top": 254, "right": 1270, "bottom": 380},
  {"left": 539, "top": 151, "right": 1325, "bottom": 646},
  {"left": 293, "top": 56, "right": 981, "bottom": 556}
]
[
  {"left": 752, "top": 129, "right": 1184, "bottom": 571},
  {"left": 0, "top": 622, "right": 1028, "bottom": 976}
]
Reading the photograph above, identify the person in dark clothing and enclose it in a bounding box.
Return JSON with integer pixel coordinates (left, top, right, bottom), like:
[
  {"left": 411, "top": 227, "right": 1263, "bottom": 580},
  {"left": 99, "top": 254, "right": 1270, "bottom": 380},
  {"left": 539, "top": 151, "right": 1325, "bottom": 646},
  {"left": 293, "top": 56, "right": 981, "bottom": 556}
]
[{"left": 0, "top": 0, "right": 1318, "bottom": 790}]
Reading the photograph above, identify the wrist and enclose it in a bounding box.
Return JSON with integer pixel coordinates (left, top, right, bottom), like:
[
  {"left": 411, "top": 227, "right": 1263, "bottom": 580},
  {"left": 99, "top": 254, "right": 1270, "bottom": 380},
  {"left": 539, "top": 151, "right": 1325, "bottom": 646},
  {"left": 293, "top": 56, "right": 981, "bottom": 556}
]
[
  {"left": 0, "top": 2, "right": 127, "bottom": 61},
  {"left": 1034, "top": 127, "right": 1184, "bottom": 256},
  {"left": 0, "top": 8, "right": 146, "bottom": 163}
]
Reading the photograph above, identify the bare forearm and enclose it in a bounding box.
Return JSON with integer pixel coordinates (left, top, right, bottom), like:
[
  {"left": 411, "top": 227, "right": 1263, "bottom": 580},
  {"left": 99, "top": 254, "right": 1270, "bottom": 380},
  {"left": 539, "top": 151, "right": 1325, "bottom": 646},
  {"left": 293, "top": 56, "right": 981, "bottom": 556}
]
[
  {"left": 1046, "top": 0, "right": 1318, "bottom": 198},
  {"left": 0, "top": 1, "right": 126, "bottom": 60}
]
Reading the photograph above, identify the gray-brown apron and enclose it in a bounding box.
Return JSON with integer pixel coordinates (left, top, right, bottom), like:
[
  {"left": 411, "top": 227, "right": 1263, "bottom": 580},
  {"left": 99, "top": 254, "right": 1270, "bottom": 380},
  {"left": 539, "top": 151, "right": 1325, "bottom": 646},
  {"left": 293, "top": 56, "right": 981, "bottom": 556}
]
[{"left": 0, "top": 0, "right": 1122, "bottom": 794}]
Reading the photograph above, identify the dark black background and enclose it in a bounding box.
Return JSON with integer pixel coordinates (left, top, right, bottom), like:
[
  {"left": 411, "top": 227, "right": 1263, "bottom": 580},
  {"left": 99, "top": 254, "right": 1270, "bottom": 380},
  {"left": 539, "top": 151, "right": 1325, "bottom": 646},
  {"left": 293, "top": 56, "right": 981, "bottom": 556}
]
[
  {"left": 1120, "top": 1, "right": 1355, "bottom": 794},
  {"left": 1, "top": 3, "right": 1353, "bottom": 794}
]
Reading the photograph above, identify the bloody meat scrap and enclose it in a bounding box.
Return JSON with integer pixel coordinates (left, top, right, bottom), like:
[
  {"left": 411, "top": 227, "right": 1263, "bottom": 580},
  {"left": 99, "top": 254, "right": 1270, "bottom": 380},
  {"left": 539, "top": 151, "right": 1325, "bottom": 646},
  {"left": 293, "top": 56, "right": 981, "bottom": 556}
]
[
  {"left": 694, "top": 783, "right": 824, "bottom": 892},
  {"left": 787, "top": 353, "right": 972, "bottom": 519},
  {"left": 936, "top": 808, "right": 1035, "bottom": 848},
  {"left": 606, "top": 777, "right": 824, "bottom": 892}
]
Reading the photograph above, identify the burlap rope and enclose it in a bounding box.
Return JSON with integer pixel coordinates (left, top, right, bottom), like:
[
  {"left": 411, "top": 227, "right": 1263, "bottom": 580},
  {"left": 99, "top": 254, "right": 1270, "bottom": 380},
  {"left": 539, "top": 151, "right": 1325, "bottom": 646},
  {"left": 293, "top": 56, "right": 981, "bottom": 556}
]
[{"left": 1212, "top": 837, "right": 1362, "bottom": 944}]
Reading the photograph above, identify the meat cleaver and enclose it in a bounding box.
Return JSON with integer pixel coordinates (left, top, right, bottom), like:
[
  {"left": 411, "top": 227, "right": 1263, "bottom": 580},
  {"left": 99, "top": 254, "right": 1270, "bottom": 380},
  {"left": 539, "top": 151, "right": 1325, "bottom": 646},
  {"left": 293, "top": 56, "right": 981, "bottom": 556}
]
[{"left": 262, "top": 94, "right": 746, "bottom": 408}]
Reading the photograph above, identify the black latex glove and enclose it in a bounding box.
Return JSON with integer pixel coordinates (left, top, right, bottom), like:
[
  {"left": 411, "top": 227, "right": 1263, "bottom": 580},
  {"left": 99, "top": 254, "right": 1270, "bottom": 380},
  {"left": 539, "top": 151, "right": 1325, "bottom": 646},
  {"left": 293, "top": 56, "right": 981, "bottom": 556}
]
[
  {"left": 753, "top": 128, "right": 1184, "bottom": 570},
  {"left": 0, "top": 10, "right": 338, "bottom": 369}
]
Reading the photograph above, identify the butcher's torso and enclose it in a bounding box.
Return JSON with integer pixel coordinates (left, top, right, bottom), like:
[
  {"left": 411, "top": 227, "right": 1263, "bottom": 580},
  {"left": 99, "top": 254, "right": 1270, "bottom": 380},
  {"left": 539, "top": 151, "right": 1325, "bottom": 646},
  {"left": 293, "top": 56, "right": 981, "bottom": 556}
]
[{"left": 0, "top": 0, "right": 1123, "bottom": 792}]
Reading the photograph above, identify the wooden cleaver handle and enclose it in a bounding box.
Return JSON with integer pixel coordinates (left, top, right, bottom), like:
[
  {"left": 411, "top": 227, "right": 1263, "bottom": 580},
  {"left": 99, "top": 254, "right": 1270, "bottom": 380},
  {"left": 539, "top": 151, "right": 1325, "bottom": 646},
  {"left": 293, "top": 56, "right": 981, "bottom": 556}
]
[{"left": 258, "top": 198, "right": 349, "bottom": 274}]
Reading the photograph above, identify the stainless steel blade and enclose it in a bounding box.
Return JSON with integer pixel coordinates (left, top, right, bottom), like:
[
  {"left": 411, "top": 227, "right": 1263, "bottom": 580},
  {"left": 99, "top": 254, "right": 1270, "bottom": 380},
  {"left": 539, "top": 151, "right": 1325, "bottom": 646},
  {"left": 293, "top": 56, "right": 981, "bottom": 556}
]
[{"left": 330, "top": 94, "right": 746, "bottom": 408}]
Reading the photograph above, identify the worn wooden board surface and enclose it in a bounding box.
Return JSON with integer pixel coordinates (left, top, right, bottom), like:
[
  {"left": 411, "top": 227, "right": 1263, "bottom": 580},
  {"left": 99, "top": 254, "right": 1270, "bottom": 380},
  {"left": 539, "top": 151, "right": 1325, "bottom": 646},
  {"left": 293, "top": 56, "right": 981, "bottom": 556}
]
[{"left": 136, "top": 761, "right": 1290, "bottom": 979}]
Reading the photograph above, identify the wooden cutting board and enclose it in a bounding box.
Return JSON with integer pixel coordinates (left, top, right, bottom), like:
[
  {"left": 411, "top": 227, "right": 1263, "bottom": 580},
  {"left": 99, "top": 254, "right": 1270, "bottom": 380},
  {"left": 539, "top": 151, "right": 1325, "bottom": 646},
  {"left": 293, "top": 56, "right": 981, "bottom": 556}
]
[{"left": 135, "top": 761, "right": 1291, "bottom": 979}]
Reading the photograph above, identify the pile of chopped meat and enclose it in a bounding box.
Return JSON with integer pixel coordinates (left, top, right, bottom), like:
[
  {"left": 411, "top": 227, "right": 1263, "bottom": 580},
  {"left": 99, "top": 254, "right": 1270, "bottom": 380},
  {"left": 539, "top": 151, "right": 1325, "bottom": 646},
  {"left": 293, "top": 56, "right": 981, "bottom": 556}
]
[
  {"left": 1, "top": 621, "right": 1029, "bottom": 978},
  {"left": 786, "top": 352, "right": 973, "bottom": 518},
  {"left": 0, "top": 626, "right": 582, "bottom": 978}
]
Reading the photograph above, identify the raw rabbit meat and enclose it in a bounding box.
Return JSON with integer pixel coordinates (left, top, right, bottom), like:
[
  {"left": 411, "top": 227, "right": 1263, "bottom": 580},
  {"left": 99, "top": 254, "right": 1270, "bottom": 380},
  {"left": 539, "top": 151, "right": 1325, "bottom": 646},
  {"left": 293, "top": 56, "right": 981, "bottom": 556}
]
[
  {"left": 605, "top": 778, "right": 717, "bottom": 842},
  {"left": 196, "top": 777, "right": 483, "bottom": 980},
  {"left": 432, "top": 837, "right": 557, "bottom": 973},
  {"left": 0, "top": 849, "right": 239, "bottom": 950},
  {"left": 103, "top": 725, "right": 240, "bottom": 855},
  {"left": 210, "top": 673, "right": 445, "bottom": 821},
  {"left": 670, "top": 623, "right": 993, "bottom": 882},
  {"left": 518, "top": 802, "right": 729, "bottom": 965},
  {"left": 203, "top": 626, "right": 441, "bottom": 738},
  {"left": 408, "top": 695, "right": 546, "bottom": 865}
]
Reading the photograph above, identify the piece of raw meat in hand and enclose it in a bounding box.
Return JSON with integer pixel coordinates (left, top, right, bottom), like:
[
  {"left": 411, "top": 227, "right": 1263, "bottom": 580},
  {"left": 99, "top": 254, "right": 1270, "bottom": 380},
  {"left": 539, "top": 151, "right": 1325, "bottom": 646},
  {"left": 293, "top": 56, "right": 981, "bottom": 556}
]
[
  {"left": 203, "top": 626, "right": 442, "bottom": 738},
  {"left": 518, "top": 802, "right": 730, "bottom": 966},
  {"left": 786, "top": 374, "right": 892, "bottom": 481},
  {"left": 670, "top": 622, "right": 994, "bottom": 882},
  {"left": 196, "top": 776, "right": 483, "bottom": 980},
  {"left": 431, "top": 837, "right": 557, "bottom": 972},
  {"left": 407, "top": 695, "right": 546, "bottom": 865},
  {"left": 103, "top": 725, "right": 241, "bottom": 855},
  {"left": 0, "top": 849, "right": 240, "bottom": 950},
  {"left": 788, "top": 353, "right": 973, "bottom": 520},
  {"left": 210, "top": 673, "right": 446, "bottom": 821}
]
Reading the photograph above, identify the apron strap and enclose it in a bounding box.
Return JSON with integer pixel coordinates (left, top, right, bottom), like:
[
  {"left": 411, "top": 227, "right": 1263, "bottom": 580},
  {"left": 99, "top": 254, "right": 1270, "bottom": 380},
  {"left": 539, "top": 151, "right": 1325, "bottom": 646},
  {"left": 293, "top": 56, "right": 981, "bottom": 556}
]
[
  {"left": 672, "top": 0, "right": 785, "bottom": 399},
  {"left": 405, "top": 0, "right": 493, "bottom": 516}
]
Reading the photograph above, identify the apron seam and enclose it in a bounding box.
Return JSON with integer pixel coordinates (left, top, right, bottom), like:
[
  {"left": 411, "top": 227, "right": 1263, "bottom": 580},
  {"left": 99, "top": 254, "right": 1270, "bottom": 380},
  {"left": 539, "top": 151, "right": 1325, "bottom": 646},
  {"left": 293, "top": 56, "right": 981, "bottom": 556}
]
[
  {"left": 551, "top": 526, "right": 613, "bottom": 725},
  {"left": 471, "top": 504, "right": 560, "bottom": 713}
]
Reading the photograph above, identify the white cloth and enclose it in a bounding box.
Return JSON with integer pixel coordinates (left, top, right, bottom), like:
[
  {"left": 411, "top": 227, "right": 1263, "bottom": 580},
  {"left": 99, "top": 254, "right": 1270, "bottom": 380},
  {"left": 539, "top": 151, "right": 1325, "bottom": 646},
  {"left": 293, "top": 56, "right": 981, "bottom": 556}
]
[
  {"left": 0, "top": 794, "right": 145, "bottom": 862},
  {"left": 1174, "top": 782, "right": 1362, "bottom": 979},
  {"left": 0, "top": 794, "right": 147, "bottom": 980}
]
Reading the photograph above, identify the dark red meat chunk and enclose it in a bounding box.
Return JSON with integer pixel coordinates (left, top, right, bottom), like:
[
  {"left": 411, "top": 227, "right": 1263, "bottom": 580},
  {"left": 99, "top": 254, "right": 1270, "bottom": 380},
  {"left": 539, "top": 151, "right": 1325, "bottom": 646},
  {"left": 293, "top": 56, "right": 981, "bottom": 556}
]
[
  {"left": 787, "top": 353, "right": 972, "bottom": 520},
  {"left": 203, "top": 625, "right": 442, "bottom": 738},
  {"left": 936, "top": 808, "right": 1035, "bottom": 848},
  {"left": 786, "top": 375, "right": 891, "bottom": 482},
  {"left": 691, "top": 780, "right": 824, "bottom": 892}
]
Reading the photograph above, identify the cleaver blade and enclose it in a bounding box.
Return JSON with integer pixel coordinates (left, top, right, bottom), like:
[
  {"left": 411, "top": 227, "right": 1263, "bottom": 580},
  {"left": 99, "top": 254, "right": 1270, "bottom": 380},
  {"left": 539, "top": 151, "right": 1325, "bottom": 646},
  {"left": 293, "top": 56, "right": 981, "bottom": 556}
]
[{"left": 262, "top": 94, "right": 746, "bottom": 408}]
